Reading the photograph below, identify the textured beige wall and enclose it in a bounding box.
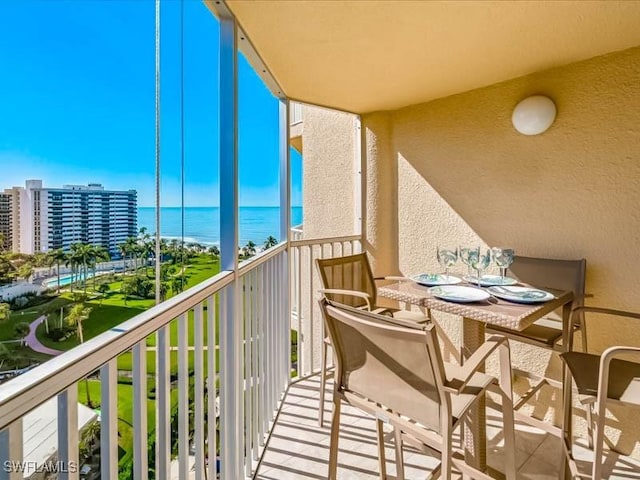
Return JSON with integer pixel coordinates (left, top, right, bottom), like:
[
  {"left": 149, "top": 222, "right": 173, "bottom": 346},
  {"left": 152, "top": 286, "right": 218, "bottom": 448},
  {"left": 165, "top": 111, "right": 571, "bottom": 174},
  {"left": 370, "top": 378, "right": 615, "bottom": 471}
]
[
  {"left": 363, "top": 47, "right": 640, "bottom": 457},
  {"left": 297, "top": 106, "right": 360, "bottom": 373},
  {"left": 301, "top": 106, "right": 358, "bottom": 239}
]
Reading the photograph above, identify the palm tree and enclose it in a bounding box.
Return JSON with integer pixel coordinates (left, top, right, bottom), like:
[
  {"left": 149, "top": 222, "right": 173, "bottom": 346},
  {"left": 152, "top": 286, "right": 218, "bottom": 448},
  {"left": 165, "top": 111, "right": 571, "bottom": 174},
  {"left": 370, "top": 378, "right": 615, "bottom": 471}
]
[
  {"left": 159, "top": 281, "right": 168, "bottom": 302},
  {"left": 125, "top": 237, "right": 139, "bottom": 275},
  {"left": 79, "top": 420, "right": 100, "bottom": 460},
  {"left": 117, "top": 242, "right": 128, "bottom": 276},
  {"left": 208, "top": 245, "right": 220, "bottom": 258},
  {"left": 69, "top": 243, "right": 95, "bottom": 295},
  {"left": 48, "top": 249, "right": 68, "bottom": 293},
  {"left": 65, "top": 252, "right": 80, "bottom": 293},
  {"left": 0, "top": 343, "right": 11, "bottom": 370},
  {"left": 0, "top": 302, "right": 10, "bottom": 322},
  {"left": 139, "top": 240, "right": 153, "bottom": 278},
  {"left": 97, "top": 283, "right": 110, "bottom": 305},
  {"left": 67, "top": 303, "right": 92, "bottom": 344},
  {"left": 242, "top": 241, "right": 257, "bottom": 258},
  {"left": 263, "top": 235, "right": 278, "bottom": 250},
  {"left": 171, "top": 275, "right": 185, "bottom": 295},
  {"left": 91, "top": 246, "right": 110, "bottom": 289}
]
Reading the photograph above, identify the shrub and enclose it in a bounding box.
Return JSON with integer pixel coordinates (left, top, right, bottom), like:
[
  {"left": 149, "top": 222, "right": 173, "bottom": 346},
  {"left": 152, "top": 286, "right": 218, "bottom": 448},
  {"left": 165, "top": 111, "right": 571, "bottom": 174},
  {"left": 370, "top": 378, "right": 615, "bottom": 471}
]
[
  {"left": 121, "top": 276, "right": 153, "bottom": 299},
  {"left": 13, "top": 322, "right": 30, "bottom": 338},
  {"left": 47, "top": 327, "right": 74, "bottom": 342}
]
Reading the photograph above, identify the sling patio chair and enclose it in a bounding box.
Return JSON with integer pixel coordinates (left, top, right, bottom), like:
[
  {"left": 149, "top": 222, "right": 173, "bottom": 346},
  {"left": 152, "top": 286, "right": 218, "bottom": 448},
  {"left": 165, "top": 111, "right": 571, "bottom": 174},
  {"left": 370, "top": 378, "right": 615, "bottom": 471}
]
[
  {"left": 560, "top": 306, "right": 640, "bottom": 480},
  {"left": 320, "top": 299, "right": 516, "bottom": 480},
  {"left": 315, "top": 252, "right": 429, "bottom": 426},
  {"left": 485, "top": 255, "right": 586, "bottom": 433}
]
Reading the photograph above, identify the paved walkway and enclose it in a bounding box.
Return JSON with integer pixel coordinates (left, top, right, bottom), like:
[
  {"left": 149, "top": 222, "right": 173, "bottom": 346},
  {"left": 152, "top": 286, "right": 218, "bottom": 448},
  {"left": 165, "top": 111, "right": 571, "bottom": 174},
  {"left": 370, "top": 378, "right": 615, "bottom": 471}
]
[{"left": 24, "top": 316, "right": 63, "bottom": 356}]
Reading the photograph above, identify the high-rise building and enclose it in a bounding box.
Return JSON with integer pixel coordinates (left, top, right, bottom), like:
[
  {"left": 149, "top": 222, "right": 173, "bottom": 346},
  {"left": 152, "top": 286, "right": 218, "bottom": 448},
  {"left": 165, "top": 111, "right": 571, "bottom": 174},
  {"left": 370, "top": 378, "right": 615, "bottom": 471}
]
[
  {"left": 0, "top": 189, "right": 14, "bottom": 252},
  {"left": 4, "top": 180, "right": 137, "bottom": 258}
]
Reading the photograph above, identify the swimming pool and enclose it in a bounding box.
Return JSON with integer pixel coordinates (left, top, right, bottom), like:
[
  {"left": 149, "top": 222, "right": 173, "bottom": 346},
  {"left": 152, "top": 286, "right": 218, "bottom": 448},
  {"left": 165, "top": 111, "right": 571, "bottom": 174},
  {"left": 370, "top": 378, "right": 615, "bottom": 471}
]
[{"left": 43, "top": 272, "right": 95, "bottom": 288}]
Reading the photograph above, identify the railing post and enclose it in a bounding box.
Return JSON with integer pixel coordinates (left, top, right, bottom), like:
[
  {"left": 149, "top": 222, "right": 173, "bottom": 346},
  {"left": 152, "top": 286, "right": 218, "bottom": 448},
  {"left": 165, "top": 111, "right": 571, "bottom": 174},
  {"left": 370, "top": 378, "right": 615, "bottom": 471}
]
[
  {"left": 57, "top": 386, "right": 79, "bottom": 480},
  {"left": 132, "top": 342, "right": 148, "bottom": 480},
  {"left": 219, "top": 8, "right": 243, "bottom": 479},
  {"left": 100, "top": 360, "right": 118, "bottom": 480},
  {"left": 0, "top": 420, "right": 22, "bottom": 480}
]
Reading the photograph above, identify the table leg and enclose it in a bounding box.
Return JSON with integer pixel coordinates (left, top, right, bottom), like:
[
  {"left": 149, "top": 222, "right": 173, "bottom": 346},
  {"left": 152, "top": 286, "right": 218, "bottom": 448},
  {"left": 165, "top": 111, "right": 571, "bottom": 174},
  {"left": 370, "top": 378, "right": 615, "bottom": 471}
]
[
  {"left": 462, "top": 317, "right": 487, "bottom": 473},
  {"left": 560, "top": 303, "right": 573, "bottom": 479}
]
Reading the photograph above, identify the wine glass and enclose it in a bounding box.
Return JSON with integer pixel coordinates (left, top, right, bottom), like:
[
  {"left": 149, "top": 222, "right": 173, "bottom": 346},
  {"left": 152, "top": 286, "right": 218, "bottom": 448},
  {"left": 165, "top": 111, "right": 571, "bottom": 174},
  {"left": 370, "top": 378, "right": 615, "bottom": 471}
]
[
  {"left": 491, "top": 248, "right": 515, "bottom": 283},
  {"left": 470, "top": 249, "right": 491, "bottom": 286},
  {"left": 436, "top": 246, "right": 458, "bottom": 281},
  {"left": 459, "top": 246, "right": 479, "bottom": 276}
]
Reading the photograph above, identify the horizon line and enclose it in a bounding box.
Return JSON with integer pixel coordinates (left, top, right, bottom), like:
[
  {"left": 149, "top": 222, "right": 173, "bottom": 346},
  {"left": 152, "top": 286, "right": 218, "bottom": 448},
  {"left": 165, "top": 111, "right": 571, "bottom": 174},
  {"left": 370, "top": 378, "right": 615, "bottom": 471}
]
[{"left": 138, "top": 205, "right": 303, "bottom": 209}]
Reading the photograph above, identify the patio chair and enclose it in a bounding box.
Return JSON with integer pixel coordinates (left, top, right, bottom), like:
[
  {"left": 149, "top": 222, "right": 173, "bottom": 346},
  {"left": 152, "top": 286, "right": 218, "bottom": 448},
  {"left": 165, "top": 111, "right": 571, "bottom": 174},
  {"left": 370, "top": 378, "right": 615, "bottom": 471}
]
[
  {"left": 320, "top": 299, "right": 516, "bottom": 480},
  {"left": 560, "top": 306, "right": 640, "bottom": 480},
  {"left": 315, "top": 253, "right": 429, "bottom": 426},
  {"left": 485, "top": 255, "right": 586, "bottom": 432}
]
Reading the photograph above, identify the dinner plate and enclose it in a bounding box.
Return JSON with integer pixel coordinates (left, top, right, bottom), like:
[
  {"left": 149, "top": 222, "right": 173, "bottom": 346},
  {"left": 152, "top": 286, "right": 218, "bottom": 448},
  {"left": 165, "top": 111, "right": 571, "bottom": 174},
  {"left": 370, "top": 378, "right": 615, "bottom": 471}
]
[
  {"left": 462, "top": 274, "right": 518, "bottom": 287},
  {"left": 428, "top": 285, "right": 490, "bottom": 303},
  {"left": 413, "top": 273, "right": 462, "bottom": 286},
  {"left": 487, "top": 286, "right": 555, "bottom": 304}
]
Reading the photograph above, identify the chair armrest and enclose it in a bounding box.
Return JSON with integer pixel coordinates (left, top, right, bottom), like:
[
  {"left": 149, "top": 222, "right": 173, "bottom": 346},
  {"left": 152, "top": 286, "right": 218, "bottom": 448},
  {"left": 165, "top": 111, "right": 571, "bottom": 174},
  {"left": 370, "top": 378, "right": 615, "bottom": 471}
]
[
  {"left": 572, "top": 305, "right": 640, "bottom": 320},
  {"left": 374, "top": 276, "right": 414, "bottom": 282},
  {"left": 443, "top": 335, "right": 509, "bottom": 393},
  {"left": 319, "top": 288, "right": 372, "bottom": 310},
  {"left": 597, "top": 346, "right": 640, "bottom": 403}
]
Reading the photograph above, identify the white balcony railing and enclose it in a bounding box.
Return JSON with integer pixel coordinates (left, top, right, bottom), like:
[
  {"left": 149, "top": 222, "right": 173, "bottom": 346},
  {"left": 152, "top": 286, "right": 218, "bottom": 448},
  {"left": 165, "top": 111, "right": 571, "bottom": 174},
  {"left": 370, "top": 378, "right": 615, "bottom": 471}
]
[
  {"left": 0, "top": 243, "right": 290, "bottom": 480},
  {"left": 0, "top": 231, "right": 363, "bottom": 480},
  {"left": 290, "top": 232, "right": 362, "bottom": 378}
]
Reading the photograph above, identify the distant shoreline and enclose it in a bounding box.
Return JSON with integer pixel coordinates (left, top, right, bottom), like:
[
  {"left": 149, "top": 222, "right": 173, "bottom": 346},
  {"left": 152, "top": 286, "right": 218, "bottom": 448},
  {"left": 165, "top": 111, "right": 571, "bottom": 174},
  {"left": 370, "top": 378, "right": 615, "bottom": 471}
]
[
  {"left": 138, "top": 205, "right": 304, "bottom": 209},
  {"left": 137, "top": 206, "right": 303, "bottom": 247}
]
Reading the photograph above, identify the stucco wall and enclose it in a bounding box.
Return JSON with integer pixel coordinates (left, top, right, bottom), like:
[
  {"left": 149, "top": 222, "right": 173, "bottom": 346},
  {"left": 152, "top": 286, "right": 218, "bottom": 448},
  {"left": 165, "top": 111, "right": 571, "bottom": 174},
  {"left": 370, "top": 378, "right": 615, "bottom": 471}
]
[
  {"left": 301, "top": 106, "right": 358, "bottom": 239},
  {"left": 362, "top": 47, "right": 640, "bottom": 457}
]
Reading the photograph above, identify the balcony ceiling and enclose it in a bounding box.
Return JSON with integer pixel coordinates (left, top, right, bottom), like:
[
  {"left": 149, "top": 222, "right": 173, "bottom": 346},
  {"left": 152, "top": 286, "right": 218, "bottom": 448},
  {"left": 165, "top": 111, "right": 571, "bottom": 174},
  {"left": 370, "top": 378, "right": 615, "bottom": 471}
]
[{"left": 225, "top": 0, "right": 640, "bottom": 114}]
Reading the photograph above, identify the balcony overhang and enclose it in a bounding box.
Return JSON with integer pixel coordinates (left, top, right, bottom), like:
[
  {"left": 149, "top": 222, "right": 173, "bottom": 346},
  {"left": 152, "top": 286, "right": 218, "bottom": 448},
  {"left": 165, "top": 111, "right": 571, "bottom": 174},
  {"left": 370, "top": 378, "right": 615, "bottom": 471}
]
[{"left": 225, "top": 0, "right": 640, "bottom": 114}]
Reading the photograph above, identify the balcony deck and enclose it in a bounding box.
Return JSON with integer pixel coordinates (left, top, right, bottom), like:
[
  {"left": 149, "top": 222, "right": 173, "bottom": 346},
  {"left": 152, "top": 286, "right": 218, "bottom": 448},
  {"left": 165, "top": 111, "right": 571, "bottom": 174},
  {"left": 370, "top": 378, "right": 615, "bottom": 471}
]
[{"left": 255, "top": 375, "right": 640, "bottom": 480}]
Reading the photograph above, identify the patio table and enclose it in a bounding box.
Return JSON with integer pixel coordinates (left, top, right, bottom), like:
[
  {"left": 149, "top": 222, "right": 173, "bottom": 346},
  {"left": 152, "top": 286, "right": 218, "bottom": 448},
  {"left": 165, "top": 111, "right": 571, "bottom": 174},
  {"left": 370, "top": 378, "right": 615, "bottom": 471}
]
[{"left": 378, "top": 280, "right": 574, "bottom": 476}]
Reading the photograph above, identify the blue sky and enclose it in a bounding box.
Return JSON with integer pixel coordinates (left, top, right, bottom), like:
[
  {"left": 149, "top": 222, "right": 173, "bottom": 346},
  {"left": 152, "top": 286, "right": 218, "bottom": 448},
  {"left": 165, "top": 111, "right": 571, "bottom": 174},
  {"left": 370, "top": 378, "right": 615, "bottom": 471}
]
[{"left": 0, "top": 0, "right": 302, "bottom": 207}]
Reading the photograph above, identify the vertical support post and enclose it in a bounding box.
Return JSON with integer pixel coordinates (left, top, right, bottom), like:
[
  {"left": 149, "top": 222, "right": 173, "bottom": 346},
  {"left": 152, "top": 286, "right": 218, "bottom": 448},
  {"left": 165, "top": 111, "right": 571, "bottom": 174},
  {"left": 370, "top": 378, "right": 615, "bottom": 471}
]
[
  {"left": 243, "top": 277, "right": 252, "bottom": 478},
  {"left": 194, "top": 304, "right": 205, "bottom": 480},
  {"left": 178, "top": 313, "right": 189, "bottom": 480},
  {"left": 280, "top": 99, "right": 292, "bottom": 390},
  {"left": 156, "top": 326, "right": 171, "bottom": 480},
  {"left": 0, "top": 420, "right": 23, "bottom": 480},
  {"left": 58, "top": 387, "right": 79, "bottom": 480},
  {"left": 133, "top": 342, "right": 148, "bottom": 480},
  {"left": 206, "top": 296, "right": 218, "bottom": 480},
  {"left": 280, "top": 99, "right": 290, "bottom": 243},
  {"left": 154, "top": 0, "right": 162, "bottom": 303},
  {"left": 250, "top": 270, "right": 259, "bottom": 460},
  {"left": 219, "top": 10, "right": 242, "bottom": 479},
  {"left": 101, "top": 360, "right": 119, "bottom": 480}
]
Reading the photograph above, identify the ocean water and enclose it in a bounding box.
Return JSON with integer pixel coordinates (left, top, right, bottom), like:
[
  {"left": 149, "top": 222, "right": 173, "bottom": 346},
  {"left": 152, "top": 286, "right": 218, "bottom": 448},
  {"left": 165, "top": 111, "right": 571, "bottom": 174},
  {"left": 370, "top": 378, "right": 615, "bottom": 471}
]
[{"left": 138, "top": 207, "right": 303, "bottom": 246}]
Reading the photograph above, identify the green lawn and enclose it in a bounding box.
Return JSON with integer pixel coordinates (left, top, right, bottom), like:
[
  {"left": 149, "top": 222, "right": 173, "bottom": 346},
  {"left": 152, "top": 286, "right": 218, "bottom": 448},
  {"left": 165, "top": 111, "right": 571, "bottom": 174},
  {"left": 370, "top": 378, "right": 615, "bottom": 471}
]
[
  {"left": 116, "top": 347, "right": 221, "bottom": 375},
  {"left": 78, "top": 379, "right": 165, "bottom": 471},
  {"left": 2, "top": 296, "right": 72, "bottom": 342},
  {"left": 35, "top": 255, "right": 220, "bottom": 350}
]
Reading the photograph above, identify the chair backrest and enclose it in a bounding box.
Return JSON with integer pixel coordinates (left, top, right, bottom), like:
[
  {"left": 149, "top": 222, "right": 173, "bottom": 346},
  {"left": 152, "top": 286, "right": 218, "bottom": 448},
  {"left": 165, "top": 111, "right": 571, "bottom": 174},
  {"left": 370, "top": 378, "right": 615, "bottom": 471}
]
[
  {"left": 320, "top": 299, "right": 448, "bottom": 434},
  {"left": 316, "top": 253, "right": 377, "bottom": 309},
  {"left": 509, "top": 255, "right": 586, "bottom": 325}
]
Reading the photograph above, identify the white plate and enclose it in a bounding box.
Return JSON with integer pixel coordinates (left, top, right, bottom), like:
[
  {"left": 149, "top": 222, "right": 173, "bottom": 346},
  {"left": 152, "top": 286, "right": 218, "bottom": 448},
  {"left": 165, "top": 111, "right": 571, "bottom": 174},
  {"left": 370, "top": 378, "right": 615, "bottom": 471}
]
[
  {"left": 428, "top": 285, "right": 490, "bottom": 303},
  {"left": 463, "top": 274, "right": 518, "bottom": 287},
  {"left": 487, "top": 286, "right": 555, "bottom": 304},
  {"left": 413, "top": 273, "right": 462, "bottom": 286}
]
